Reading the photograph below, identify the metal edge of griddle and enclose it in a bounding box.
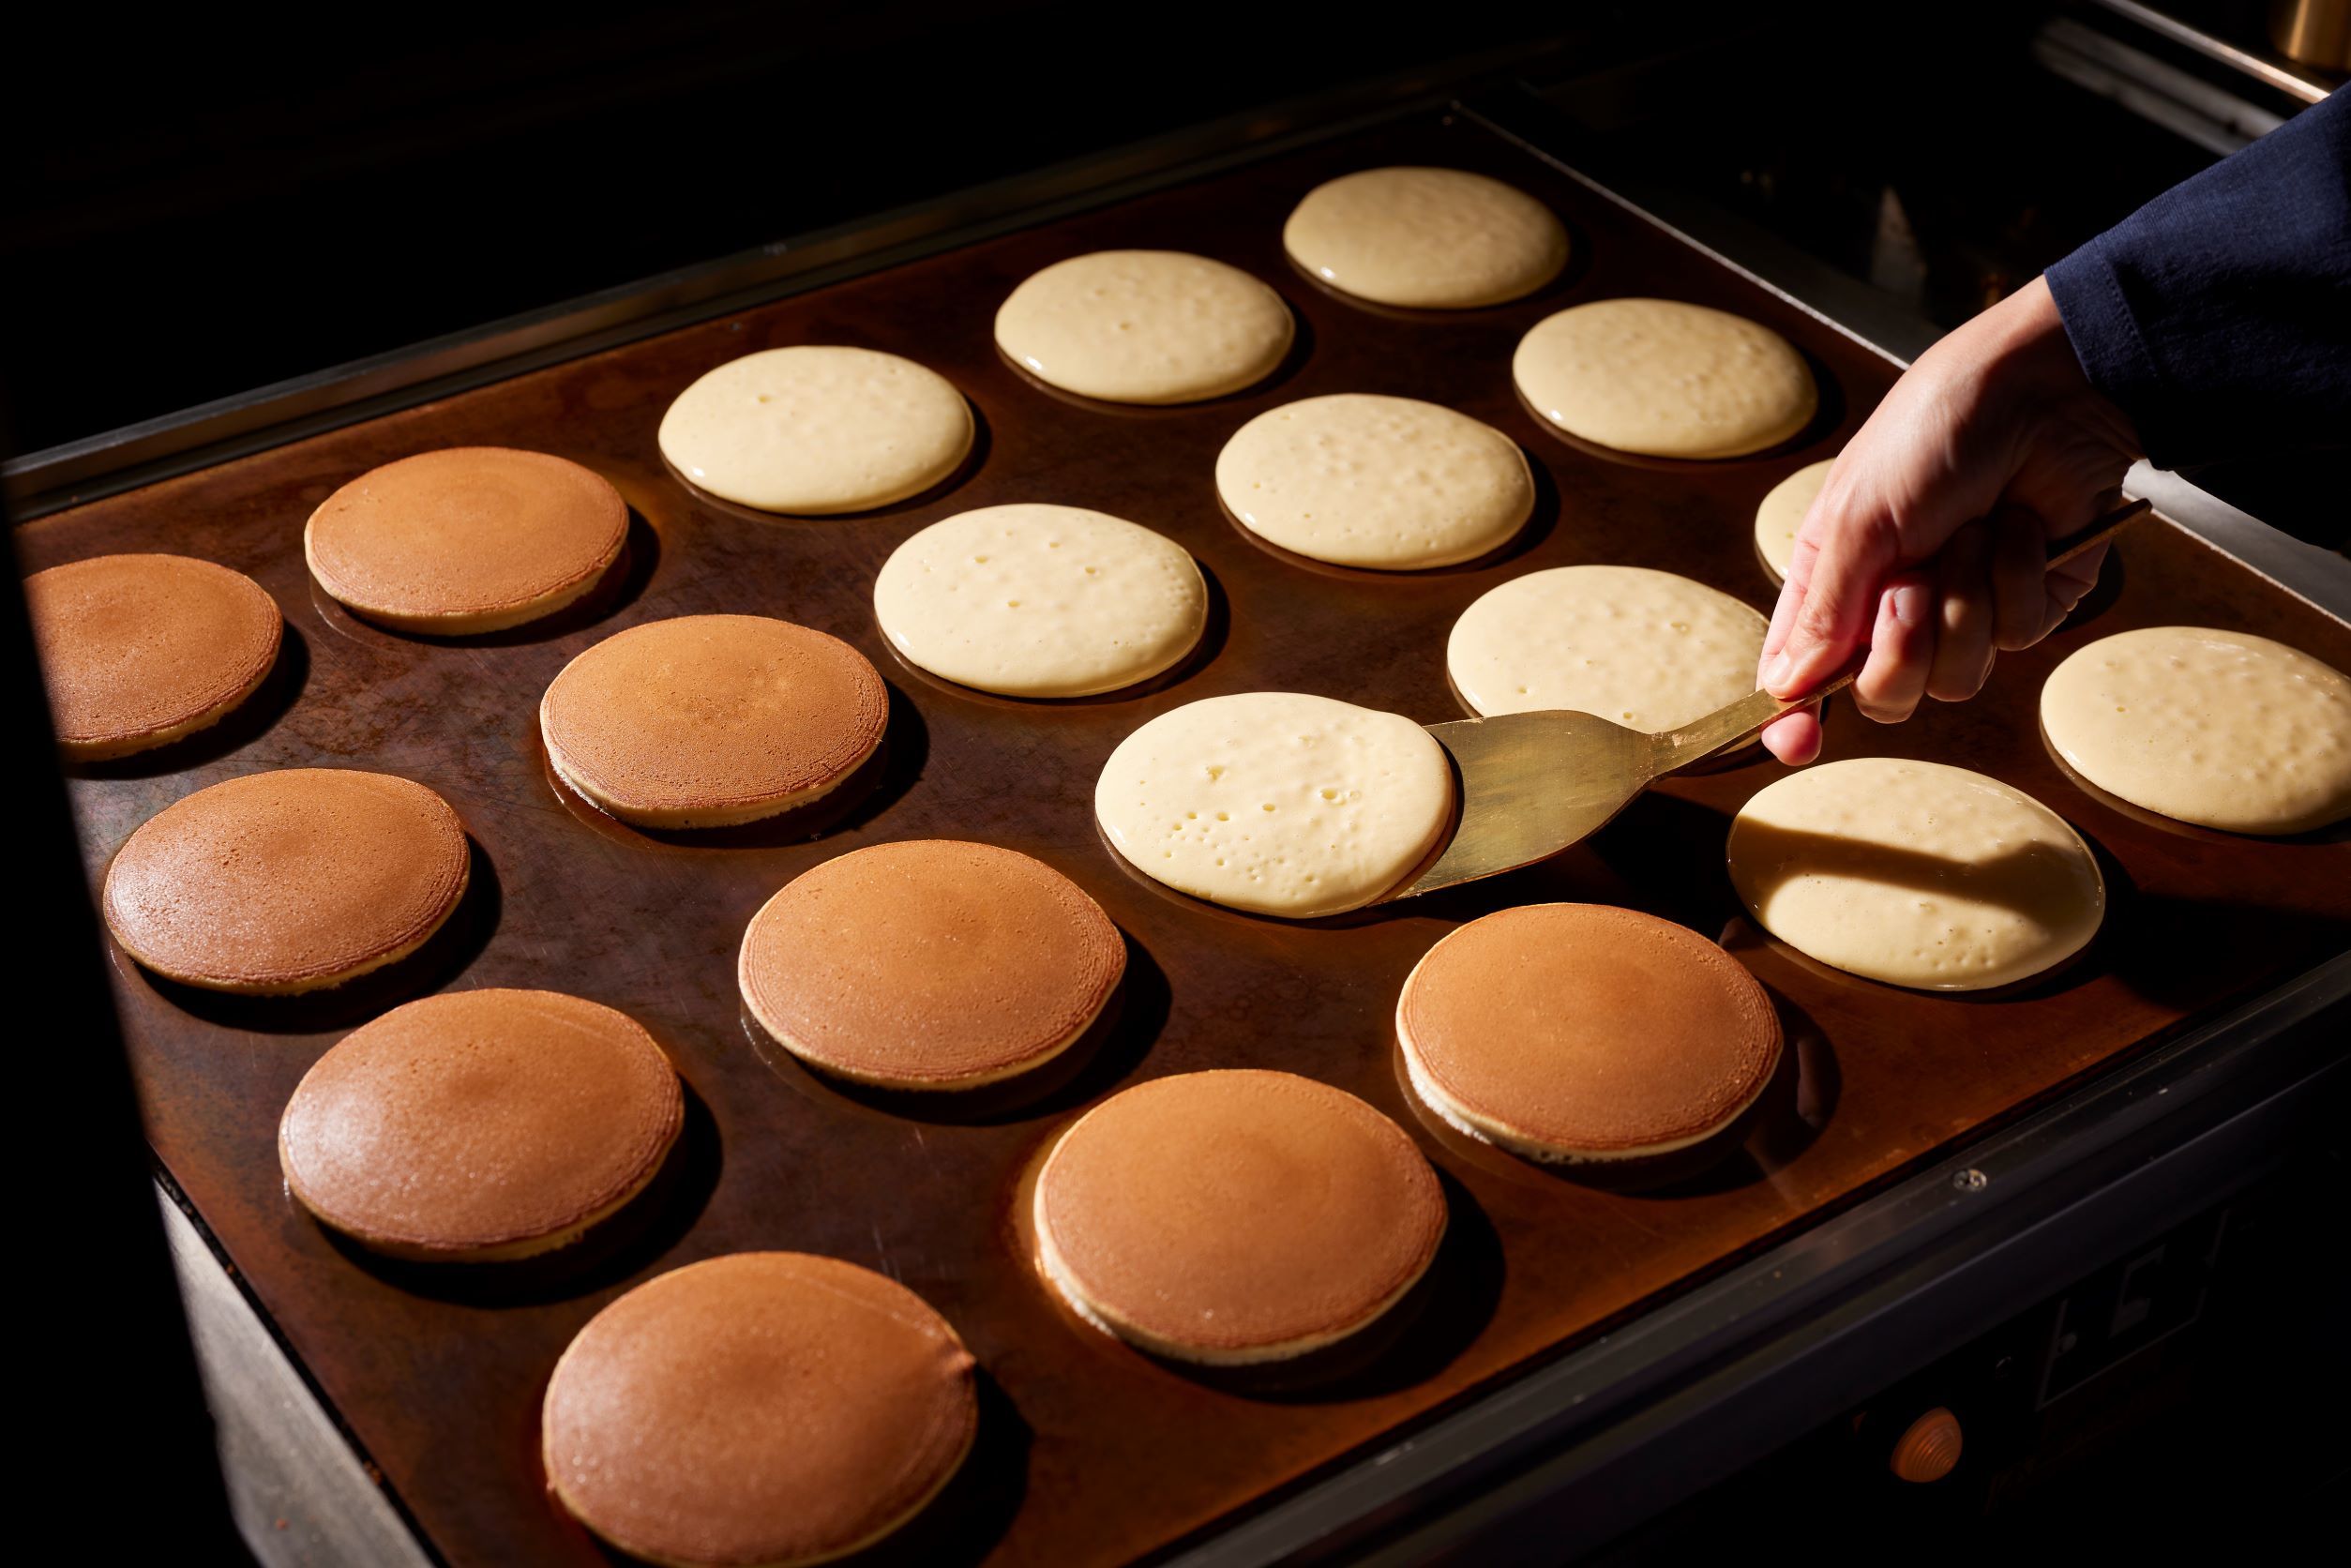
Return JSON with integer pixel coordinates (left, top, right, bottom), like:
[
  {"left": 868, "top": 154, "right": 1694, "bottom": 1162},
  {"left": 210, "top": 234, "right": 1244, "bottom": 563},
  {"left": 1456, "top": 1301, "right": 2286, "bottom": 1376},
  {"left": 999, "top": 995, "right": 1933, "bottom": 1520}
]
[
  {"left": 0, "top": 33, "right": 1597, "bottom": 523},
  {"left": 1162, "top": 953, "right": 2350, "bottom": 1568}
]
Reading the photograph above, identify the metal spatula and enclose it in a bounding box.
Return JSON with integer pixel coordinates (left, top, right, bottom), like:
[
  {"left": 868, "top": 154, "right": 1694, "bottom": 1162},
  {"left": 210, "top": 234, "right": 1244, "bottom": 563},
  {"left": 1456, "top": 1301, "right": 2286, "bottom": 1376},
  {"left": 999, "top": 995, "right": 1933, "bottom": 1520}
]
[{"left": 1384, "top": 497, "right": 2150, "bottom": 901}]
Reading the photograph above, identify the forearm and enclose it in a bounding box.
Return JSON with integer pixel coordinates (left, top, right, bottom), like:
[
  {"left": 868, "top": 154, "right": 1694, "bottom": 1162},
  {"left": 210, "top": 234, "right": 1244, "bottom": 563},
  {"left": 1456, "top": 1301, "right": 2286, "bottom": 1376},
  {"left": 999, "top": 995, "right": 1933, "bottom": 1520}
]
[{"left": 2042, "top": 89, "right": 2351, "bottom": 471}]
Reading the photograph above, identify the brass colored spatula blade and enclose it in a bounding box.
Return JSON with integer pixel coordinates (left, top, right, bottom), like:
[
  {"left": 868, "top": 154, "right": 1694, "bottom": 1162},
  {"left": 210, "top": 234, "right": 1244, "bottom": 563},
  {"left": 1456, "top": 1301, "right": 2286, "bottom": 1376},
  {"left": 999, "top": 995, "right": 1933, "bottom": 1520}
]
[{"left": 1386, "top": 710, "right": 1656, "bottom": 899}]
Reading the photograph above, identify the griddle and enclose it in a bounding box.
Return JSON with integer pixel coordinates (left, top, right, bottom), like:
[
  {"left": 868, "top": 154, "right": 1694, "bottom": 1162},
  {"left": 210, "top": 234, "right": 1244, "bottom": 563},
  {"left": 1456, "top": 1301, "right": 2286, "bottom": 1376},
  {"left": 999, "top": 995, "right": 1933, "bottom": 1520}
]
[{"left": 20, "top": 104, "right": 2350, "bottom": 1566}]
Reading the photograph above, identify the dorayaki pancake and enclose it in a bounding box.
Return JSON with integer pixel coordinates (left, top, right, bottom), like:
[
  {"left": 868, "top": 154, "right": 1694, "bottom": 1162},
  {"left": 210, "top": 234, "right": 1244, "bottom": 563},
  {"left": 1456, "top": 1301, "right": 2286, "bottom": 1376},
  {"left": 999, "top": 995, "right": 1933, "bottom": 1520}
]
[
  {"left": 871, "top": 504, "right": 1207, "bottom": 698},
  {"left": 1514, "top": 298, "right": 1817, "bottom": 459},
  {"left": 103, "top": 768, "right": 470, "bottom": 994},
  {"left": 1728, "top": 758, "right": 2106, "bottom": 990},
  {"left": 1033, "top": 1069, "right": 1445, "bottom": 1364},
  {"left": 1397, "top": 904, "right": 1781, "bottom": 1164},
  {"left": 2041, "top": 626, "right": 2351, "bottom": 836},
  {"left": 741, "top": 840, "right": 1124, "bottom": 1091},
  {"left": 279, "top": 989, "right": 682, "bottom": 1261},
  {"left": 304, "top": 448, "right": 627, "bottom": 633},
  {"left": 539, "top": 614, "right": 887, "bottom": 828},
  {"left": 1755, "top": 458, "right": 1833, "bottom": 584},
  {"left": 1093, "top": 691, "right": 1454, "bottom": 918},
  {"left": 26, "top": 552, "right": 281, "bottom": 760},
  {"left": 1214, "top": 394, "right": 1533, "bottom": 569},
  {"left": 657, "top": 346, "right": 974, "bottom": 516},
  {"left": 994, "top": 250, "right": 1293, "bottom": 405},
  {"left": 543, "top": 1252, "right": 977, "bottom": 1568},
  {"left": 1282, "top": 166, "right": 1569, "bottom": 309}
]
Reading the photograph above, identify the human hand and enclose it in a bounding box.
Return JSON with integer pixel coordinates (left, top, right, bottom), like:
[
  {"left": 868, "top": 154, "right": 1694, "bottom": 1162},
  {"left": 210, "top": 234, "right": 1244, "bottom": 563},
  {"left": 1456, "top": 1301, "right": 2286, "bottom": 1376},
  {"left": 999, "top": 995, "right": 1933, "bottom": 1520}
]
[{"left": 1757, "top": 276, "right": 2141, "bottom": 764}]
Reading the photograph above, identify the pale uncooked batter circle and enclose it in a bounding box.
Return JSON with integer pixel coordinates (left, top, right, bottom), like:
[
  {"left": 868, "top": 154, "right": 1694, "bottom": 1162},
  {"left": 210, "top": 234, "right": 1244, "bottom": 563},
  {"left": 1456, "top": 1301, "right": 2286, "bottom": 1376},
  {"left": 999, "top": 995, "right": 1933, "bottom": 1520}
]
[
  {"left": 1514, "top": 298, "right": 1817, "bottom": 459},
  {"left": 1448, "top": 565, "right": 1768, "bottom": 729},
  {"left": 1094, "top": 691, "right": 1453, "bottom": 917},
  {"left": 1726, "top": 758, "right": 2105, "bottom": 991},
  {"left": 1756, "top": 459, "right": 1833, "bottom": 581},
  {"left": 873, "top": 504, "right": 1207, "bottom": 697},
  {"left": 1282, "top": 166, "right": 1569, "bottom": 309},
  {"left": 1215, "top": 395, "right": 1533, "bottom": 569},
  {"left": 657, "top": 345, "right": 972, "bottom": 514},
  {"left": 994, "top": 250, "right": 1293, "bottom": 405},
  {"left": 2041, "top": 626, "right": 2351, "bottom": 836}
]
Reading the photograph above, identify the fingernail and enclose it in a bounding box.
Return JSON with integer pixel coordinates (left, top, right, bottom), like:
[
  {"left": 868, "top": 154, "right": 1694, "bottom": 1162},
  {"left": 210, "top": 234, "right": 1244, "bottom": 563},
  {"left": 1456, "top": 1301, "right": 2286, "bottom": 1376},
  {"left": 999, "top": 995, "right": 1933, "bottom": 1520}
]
[
  {"left": 1894, "top": 582, "right": 1930, "bottom": 628},
  {"left": 1765, "top": 653, "right": 1793, "bottom": 690}
]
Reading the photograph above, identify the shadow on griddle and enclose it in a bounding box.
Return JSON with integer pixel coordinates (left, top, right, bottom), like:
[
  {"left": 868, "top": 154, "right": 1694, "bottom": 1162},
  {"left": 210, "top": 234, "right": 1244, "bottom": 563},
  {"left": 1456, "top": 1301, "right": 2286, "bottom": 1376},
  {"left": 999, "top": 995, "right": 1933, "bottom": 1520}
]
[
  {"left": 137, "top": 835, "right": 501, "bottom": 1035},
  {"left": 537, "top": 682, "right": 925, "bottom": 850},
  {"left": 744, "top": 934, "right": 1169, "bottom": 1126},
  {"left": 1154, "top": 1169, "right": 1503, "bottom": 1405},
  {"left": 318, "top": 1081, "right": 722, "bottom": 1308},
  {"left": 2102, "top": 871, "right": 2351, "bottom": 1014},
  {"left": 877, "top": 560, "right": 1229, "bottom": 709},
  {"left": 63, "top": 620, "right": 310, "bottom": 779}
]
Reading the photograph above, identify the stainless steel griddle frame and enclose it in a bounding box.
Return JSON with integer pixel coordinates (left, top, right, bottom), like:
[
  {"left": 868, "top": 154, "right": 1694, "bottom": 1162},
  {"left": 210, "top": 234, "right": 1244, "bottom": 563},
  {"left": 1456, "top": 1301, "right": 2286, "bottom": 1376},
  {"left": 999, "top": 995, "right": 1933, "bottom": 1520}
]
[{"left": 15, "top": 38, "right": 2347, "bottom": 1568}]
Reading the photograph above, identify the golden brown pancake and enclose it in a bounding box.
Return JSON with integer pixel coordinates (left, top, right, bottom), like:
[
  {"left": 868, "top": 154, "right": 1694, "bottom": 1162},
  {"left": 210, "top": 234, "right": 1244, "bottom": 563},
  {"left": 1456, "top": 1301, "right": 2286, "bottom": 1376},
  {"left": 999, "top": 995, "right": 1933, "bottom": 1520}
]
[
  {"left": 25, "top": 552, "right": 281, "bottom": 760},
  {"left": 539, "top": 614, "right": 887, "bottom": 828},
  {"left": 305, "top": 447, "right": 627, "bottom": 634},
  {"left": 1033, "top": 1069, "right": 1445, "bottom": 1364},
  {"left": 279, "top": 989, "right": 682, "bottom": 1261},
  {"left": 1397, "top": 903, "right": 1780, "bottom": 1164},
  {"left": 740, "top": 840, "right": 1123, "bottom": 1091},
  {"left": 103, "top": 768, "right": 470, "bottom": 994},
  {"left": 543, "top": 1252, "right": 978, "bottom": 1568}
]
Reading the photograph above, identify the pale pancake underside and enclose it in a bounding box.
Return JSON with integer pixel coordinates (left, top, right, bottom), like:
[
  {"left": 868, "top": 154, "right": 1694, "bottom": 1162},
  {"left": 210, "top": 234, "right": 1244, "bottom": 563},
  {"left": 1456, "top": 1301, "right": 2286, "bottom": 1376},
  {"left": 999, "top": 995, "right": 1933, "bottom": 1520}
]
[
  {"left": 657, "top": 345, "right": 972, "bottom": 514},
  {"left": 994, "top": 249, "right": 1293, "bottom": 405},
  {"left": 1281, "top": 165, "right": 1569, "bottom": 309},
  {"left": 1513, "top": 298, "right": 1816, "bottom": 459},
  {"left": 1215, "top": 394, "right": 1533, "bottom": 569},
  {"left": 872, "top": 504, "right": 1207, "bottom": 697},
  {"left": 1447, "top": 564, "right": 1768, "bottom": 729},
  {"left": 2041, "top": 625, "right": 2351, "bottom": 836},
  {"left": 1093, "top": 691, "right": 1454, "bottom": 918},
  {"left": 1726, "top": 757, "right": 2105, "bottom": 990}
]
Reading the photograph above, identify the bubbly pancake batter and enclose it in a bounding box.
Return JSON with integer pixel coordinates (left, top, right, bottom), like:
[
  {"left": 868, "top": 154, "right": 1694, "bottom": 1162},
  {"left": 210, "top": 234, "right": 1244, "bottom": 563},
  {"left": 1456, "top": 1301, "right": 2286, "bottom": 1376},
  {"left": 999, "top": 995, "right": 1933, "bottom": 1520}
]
[
  {"left": 279, "top": 988, "right": 682, "bottom": 1260},
  {"left": 994, "top": 250, "right": 1293, "bottom": 404},
  {"left": 1032, "top": 1069, "right": 1445, "bottom": 1363},
  {"left": 1283, "top": 165, "right": 1569, "bottom": 309},
  {"left": 1214, "top": 394, "right": 1533, "bottom": 569},
  {"left": 26, "top": 552, "right": 281, "bottom": 759},
  {"left": 1397, "top": 904, "right": 1780, "bottom": 1164},
  {"left": 103, "top": 768, "right": 470, "bottom": 994},
  {"left": 1755, "top": 458, "right": 1833, "bottom": 582},
  {"left": 543, "top": 1252, "right": 977, "bottom": 1568},
  {"left": 1448, "top": 565, "right": 1769, "bottom": 729},
  {"left": 1727, "top": 758, "right": 2105, "bottom": 990},
  {"left": 872, "top": 504, "right": 1207, "bottom": 696},
  {"left": 304, "top": 448, "right": 627, "bottom": 633},
  {"left": 657, "top": 345, "right": 972, "bottom": 514},
  {"left": 2041, "top": 626, "right": 2351, "bottom": 835},
  {"left": 740, "top": 839, "right": 1124, "bottom": 1090},
  {"left": 540, "top": 614, "right": 887, "bottom": 827},
  {"left": 1094, "top": 691, "right": 1454, "bottom": 917},
  {"left": 1514, "top": 298, "right": 1817, "bottom": 459}
]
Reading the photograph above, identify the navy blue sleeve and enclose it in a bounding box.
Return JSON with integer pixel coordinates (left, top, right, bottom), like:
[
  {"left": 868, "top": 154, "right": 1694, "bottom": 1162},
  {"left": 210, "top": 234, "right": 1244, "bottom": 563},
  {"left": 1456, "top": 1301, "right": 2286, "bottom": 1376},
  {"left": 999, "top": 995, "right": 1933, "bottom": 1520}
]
[{"left": 2043, "top": 88, "right": 2350, "bottom": 471}]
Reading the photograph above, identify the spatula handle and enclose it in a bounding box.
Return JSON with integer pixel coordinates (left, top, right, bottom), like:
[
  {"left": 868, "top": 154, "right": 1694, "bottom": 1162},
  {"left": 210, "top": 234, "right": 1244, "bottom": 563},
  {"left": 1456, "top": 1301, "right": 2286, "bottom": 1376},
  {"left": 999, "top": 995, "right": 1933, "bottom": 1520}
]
[{"left": 1654, "top": 495, "right": 2151, "bottom": 772}]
